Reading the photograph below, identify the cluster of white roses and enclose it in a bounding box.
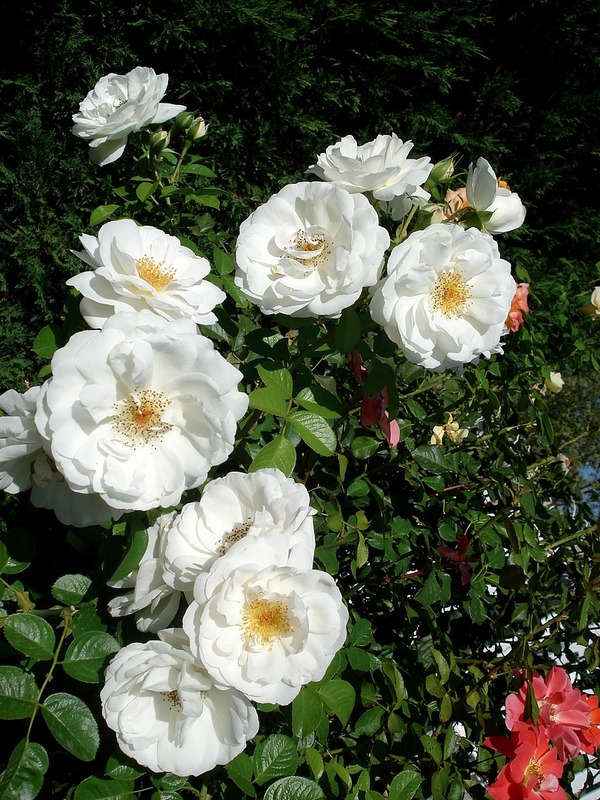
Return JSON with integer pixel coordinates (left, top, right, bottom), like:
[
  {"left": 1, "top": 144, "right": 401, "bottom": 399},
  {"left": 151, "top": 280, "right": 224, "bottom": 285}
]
[
  {"left": 235, "top": 134, "right": 526, "bottom": 372},
  {"left": 103, "top": 468, "right": 348, "bottom": 775},
  {"left": 0, "top": 65, "right": 530, "bottom": 780}
]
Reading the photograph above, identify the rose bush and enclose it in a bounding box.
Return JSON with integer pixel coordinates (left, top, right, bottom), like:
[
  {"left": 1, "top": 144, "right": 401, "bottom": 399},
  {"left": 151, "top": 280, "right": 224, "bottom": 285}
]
[{"left": 0, "top": 65, "right": 598, "bottom": 800}]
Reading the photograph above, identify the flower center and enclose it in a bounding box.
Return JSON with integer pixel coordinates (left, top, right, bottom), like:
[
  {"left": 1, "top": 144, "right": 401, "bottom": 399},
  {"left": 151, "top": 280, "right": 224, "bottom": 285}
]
[
  {"left": 242, "top": 598, "right": 292, "bottom": 646},
  {"left": 277, "top": 228, "right": 331, "bottom": 275},
  {"left": 218, "top": 518, "right": 253, "bottom": 556},
  {"left": 136, "top": 256, "right": 176, "bottom": 291},
  {"left": 430, "top": 270, "right": 471, "bottom": 317},
  {"left": 524, "top": 759, "right": 547, "bottom": 791},
  {"left": 113, "top": 390, "right": 173, "bottom": 447},
  {"left": 160, "top": 689, "right": 182, "bottom": 711}
]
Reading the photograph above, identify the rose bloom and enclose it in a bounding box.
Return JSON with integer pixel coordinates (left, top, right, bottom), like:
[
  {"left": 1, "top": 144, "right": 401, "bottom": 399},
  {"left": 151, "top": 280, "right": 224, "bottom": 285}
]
[
  {"left": 34, "top": 311, "right": 248, "bottom": 512},
  {"left": 0, "top": 385, "right": 121, "bottom": 527},
  {"left": 72, "top": 66, "right": 186, "bottom": 166},
  {"left": 308, "top": 133, "right": 432, "bottom": 220},
  {"left": 544, "top": 372, "right": 564, "bottom": 394},
  {"left": 234, "top": 181, "right": 390, "bottom": 318},
  {"left": 578, "top": 693, "right": 600, "bottom": 754},
  {"left": 67, "top": 219, "right": 225, "bottom": 328},
  {"left": 369, "top": 223, "right": 517, "bottom": 372},
  {"left": 485, "top": 722, "right": 566, "bottom": 800},
  {"left": 101, "top": 628, "right": 259, "bottom": 776},
  {"left": 466, "top": 157, "right": 526, "bottom": 235},
  {"left": 108, "top": 512, "right": 184, "bottom": 633},
  {"left": 583, "top": 286, "right": 600, "bottom": 318},
  {"left": 505, "top": 666, "right": 591, "bottom": 761},
  {"left": 506, "top": 282, "right": 530, "bottom": 332},
  {"left": 430, "top": 412, "right": 468, "bottom": 445},
  {"left": 161, "top": 468, "right": 316, "bottom": 592},
  {"left": 183, "top": 559, "right": 349, "bottom": 705}
]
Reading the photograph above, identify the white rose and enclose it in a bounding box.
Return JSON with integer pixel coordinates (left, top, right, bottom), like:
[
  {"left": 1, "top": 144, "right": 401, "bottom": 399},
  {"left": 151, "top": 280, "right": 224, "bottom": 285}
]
[
  {"left": 72, "top": 67, "right": 186, "bottom": 166},
  {"left": 591, "top": 287, "right": 600, "bottom": 313},
  {"left": 369, "top": 223, "right": 517, "bottom": 372},
  {"left": 466, "top": 158, "right": 526, "bottom": 235},
  {"left": 161, "top": 468, "right": 316, "bottom": 591},
  {"left": 234, "top": 181, "right": 390, "bottom": 318},
  {"left": 308, "top": 134, "right": 432, "bottom": 220},
  {"left": 108, "top": 512, "right": 183, "bottom": 633},
  {"left": 34, "top": 311, "right": 248, "bottom": 511},
  {"left": 0, "top": 385, "right": 121, "bottom": 527},
  {"left": 544, "top": 372, "right": 564, "bottom": 393},
  {"left": 67, "top": 219, "right": 225, "bottom": 328},
  {"left": 101, "top": 629, "right": 259, "bottom": 776},
  {"left": 183, "top": 561, "right": 348, "bottom": 705},
  {"left": 0, "top": 386, "right": 46, "bottom": 493}
]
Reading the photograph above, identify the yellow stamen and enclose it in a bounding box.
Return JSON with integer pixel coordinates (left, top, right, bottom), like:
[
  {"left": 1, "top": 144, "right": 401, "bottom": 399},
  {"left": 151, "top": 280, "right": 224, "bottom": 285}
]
[
  {"left": 430, "top": 270, "right": 471, "bottom": 317},
  {"left": 136, "top": 256, "right": 175, "bottom": 291},
  {"left": 218, "top": 519, "right": 253, "bottom": 556},
  {"left": 242, "top": 598, "right": 292, "bottom": 646},
  {"left": 113, "top": 390, "right": 172, "bottom": 447}
]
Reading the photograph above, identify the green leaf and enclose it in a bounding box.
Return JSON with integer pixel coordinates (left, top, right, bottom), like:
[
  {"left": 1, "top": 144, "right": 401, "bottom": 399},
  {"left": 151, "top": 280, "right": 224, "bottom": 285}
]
[
  {"left": 388, "top": 770, "right": 422, "bottom": 800},
  {"left": 89, "top": 204, "right": 120, "bottom": 227},
  {"left": 253, "top": 734, "right": 299, "bottom": 786},
  {"left": 225, "top": 752, "right": 255, "bottom": 796},
  {"left": 0, "top": 529, "right": 36, "bottom": 575},
  {"left": 191, "top": 194, "right": 220, "bottom": 208},
  {"left": 0, "top": 542, "right": 7, "bottom": 574},
  {"left": 51, "top": 574, "right": 92, "bottom": 605},
  {"left": 257, "top": 365, "right": 293, "bottom": 399},
  {"left": 62, "top": 631, "right": 120, "bottom": 683},
  {"left": 248, "top": 387, "right": 289, "bottom": 417},
  {"left": 289, "top": 411, "right": 337, "bottom": 456},
  {"left": 135, "top": 182, "right": 157, "bottom": 202},
  {"left": 0, "top": 740, "right": 48, "bottom": 800},
  {"left": 264, "top": 777, "right": 325, "bottom": 800},
  {"left": 354, "top": 707, "right": 384, "bottom": 736},
  {"left": 335, "top": 307, "right": 362, "bottom": 352},
  {"left": 419, "top": 734, "right": 442, "bottom": 765},
  {"left": 317, "top": 679, "right": 356, "bottom": 727},
  {"left": 32, "top": 325, "right": 61, "bottom": 360},
  {"left": 381, "top": 658, "right": 406, "bottom": 710},
  {"left": 292, "top": 687, "right": 323, "bottom": 738},
  {"left": 182, "top": 163, "right": 216, "bottom": 177},
  {"left": 249, "top": 435, "right": 296, "bottom": 476},
  {"left": 412, "top": 445, "right": 452, "bottom": 474},
  {"left": 0, "top": 667, "right": 38, "bottom": 720},
  {"left": 295, "top": 386, "right": 343, "bottom": 419},
  {"left": 74, "top": 777, "right": 135, "bottom": 800},
  {"left": 415, "top": 572, "right": 441, "bottom": 606},
  {"left": 351, "top": 436, "right": 380, "bottom": 459},
  {"left": 3, "top": 614, "right": 56, "bottom": 661},
  {"left": 212, "top": 247, "right": 235, "bottom": 276},
  {"left": 41, "top": 693, "right": 99, "bottom": 761},
  {"left": 108, "top": 526, "right": 149, "bottom": 583}
]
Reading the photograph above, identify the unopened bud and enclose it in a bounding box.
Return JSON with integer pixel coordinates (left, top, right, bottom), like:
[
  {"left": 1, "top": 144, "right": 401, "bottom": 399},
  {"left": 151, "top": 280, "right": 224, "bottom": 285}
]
[
  {"left": 425, "top": 155, "right": 457, "bottom": 190},
  {"left": 149, "top": 129, "right": 170, "bottom": 154},
  {"left": 172, "top": 111, "right": 194, "bottom": 133},
  {"left": 187, "top": 116, "right": 208, "bottom": 141}
]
